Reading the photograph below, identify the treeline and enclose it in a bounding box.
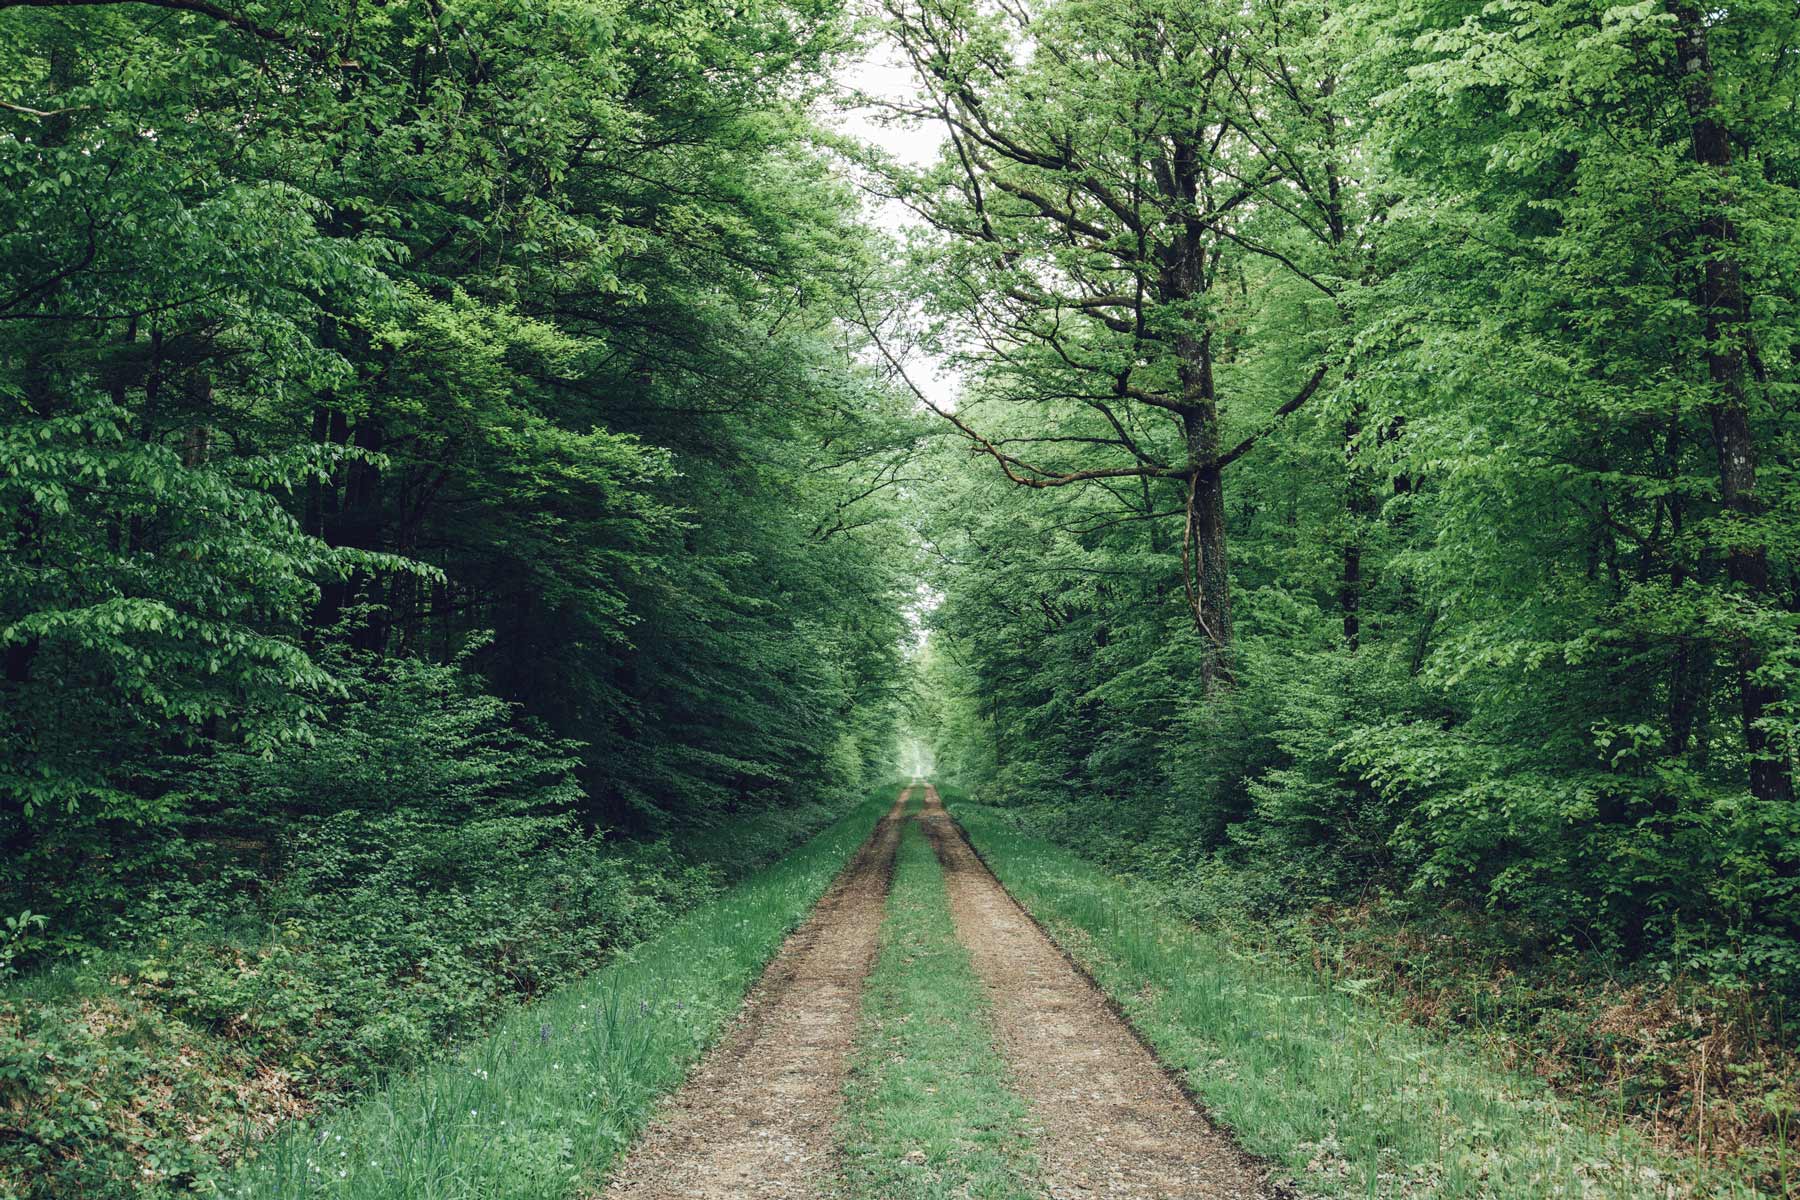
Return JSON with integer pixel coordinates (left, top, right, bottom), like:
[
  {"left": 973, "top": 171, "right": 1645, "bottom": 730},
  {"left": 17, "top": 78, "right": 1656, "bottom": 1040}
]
[
  {"left": 1, "top": 2, "right": 912, "bottom": 955},
  {"left": 890, "top": 0, "right": 1799, "bottom": 995}
]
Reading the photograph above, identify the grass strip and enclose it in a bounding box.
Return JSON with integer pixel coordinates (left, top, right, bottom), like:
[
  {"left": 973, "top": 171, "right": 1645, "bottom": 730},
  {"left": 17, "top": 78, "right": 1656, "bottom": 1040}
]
[
  {"left": 836, "top": 816, "right": 1039, "bottom": 1200},
  {"left": 946, "top": 791, "right": 1761, "bottom": 1200},
  {"left": 227, "top": 788, "right": 899, "bottom": 1200}
]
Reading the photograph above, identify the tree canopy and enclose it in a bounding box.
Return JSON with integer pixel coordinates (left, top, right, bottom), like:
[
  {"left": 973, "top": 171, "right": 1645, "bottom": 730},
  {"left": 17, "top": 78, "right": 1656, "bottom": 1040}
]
[
  {"left": 895, "top": 0, "right": 1800, "bottom": 988},
  {"left": 1, "top": 0, "right": 919, "bottom": 936}
]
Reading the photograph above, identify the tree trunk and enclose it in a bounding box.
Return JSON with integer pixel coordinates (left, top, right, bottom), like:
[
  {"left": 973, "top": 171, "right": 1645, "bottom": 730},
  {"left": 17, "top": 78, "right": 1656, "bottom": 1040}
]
[
  {"left": 1677, "top": 6, "right": 1792, "bottom": 802},
  {"left": 1342, "top": 409, "right": 1371, "bottom": 649},
  {"left": 1183, "top": 396, "right": 1232, "bottom": 690},
  {"left": 345, "top": 418, "right": 387, "bottom": 654}
]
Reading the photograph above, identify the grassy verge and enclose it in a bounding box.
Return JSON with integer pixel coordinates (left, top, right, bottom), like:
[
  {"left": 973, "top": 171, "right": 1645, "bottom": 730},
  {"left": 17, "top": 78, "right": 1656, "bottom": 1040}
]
[
  {"left": 837, "top": 814, "right": 1038, "bottom": 1200},
  {"left": 945, "top": 790, "right": 1765, "bottom": 1200},
  {"left": 969, "top": 788, "right": 1798, "bottom": 1182},
  {"left": 225, "top": 788, "right": 898, "bottom": 1200}
]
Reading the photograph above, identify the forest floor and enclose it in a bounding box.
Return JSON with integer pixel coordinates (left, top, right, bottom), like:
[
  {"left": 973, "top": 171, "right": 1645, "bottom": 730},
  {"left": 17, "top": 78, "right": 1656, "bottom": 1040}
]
[
  {"left": 603, "top": 783, "right": 1279, "bottom": 1200},
  {"left": 196, "top": 779, "right": 1767, "bottom": 1200}
]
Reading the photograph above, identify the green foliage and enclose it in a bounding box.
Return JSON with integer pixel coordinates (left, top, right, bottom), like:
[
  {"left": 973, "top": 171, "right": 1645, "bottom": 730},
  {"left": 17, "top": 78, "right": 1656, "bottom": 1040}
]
[
  {"left": 1, "top": 0, "right": 915, "bottom": 941},
  {"left": 904, "top": 0, "right": 1800, "bottom": 1002},
  {"left": 7, "top": 0, "right": 1800, "bottom": 1191},
  {"left": 1, "top": 0, "right": 917, "bottom": 1187},
  {"left": 226, "top": 790, "right": 895, "bottom": 1200},
  {"left": 0, "top": 989, "right": 257, "bottom": 1199},
  {"left": 0, "top": 763, "right": 885, "bottom": 1200}
]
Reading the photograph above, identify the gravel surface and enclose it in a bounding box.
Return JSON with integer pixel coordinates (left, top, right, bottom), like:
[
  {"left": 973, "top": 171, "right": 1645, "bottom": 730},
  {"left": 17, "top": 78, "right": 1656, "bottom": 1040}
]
[
  {"left": 599, "top": 789, "right": 909, "bottom": 1200},
  {"left": 918, "top": 785, "right": 1282, "bottom": 1200}
]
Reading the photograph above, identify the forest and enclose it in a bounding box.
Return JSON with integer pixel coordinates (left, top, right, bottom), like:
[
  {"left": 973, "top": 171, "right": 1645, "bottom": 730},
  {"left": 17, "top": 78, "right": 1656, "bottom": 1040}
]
[{"left": 1, "top": 0, "right": 1796, "bottom": 1197}]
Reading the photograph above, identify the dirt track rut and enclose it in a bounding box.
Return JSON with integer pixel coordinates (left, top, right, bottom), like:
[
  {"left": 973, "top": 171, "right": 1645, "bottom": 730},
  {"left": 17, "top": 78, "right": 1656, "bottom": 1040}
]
[
  {"left": 602, "top": 783, "right": 1275, "bottom": 1198},
  {"left": 918, "top": 784, "right": 1277, "bottom": 1200},
  {"left": 600, "top": 789, "right": 909, "bottom": 1200}
]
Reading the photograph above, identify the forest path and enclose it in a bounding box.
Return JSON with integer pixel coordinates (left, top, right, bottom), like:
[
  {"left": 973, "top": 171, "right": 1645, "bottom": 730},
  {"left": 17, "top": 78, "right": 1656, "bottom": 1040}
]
[
  {"left": 600, "top": 788, "right": 910, "bottom": 1200},
  {"left": 918, "top": 784, "right": 1278, "bottom": 1200},
  {"left": 602, "top": 783, "right": 1276, "bottom": 1199}
]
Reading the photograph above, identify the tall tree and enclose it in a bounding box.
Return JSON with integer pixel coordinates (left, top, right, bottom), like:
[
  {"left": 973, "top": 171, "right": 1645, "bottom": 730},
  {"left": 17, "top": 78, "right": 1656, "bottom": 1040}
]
[{"left": 873, "top": 0, "right": 1350, "bottom": 685}]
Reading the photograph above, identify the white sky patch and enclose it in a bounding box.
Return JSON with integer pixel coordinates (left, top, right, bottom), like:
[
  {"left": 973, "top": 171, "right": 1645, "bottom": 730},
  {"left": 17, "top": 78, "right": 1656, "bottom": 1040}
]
[
  {"left": 825, "top": 34, "right": 965, "bottom": 416},
  {"left": 832, "top": 39, "right": 940, "bottom": 185}
]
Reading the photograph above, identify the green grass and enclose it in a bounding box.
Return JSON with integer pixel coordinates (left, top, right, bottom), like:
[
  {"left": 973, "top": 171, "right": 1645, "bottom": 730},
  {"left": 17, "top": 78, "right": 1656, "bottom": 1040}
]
[
  {"left": 945, "top": 791, "right": 1765, "bottom": 1200},
  {"left": 226, "top": 788, "right": 899, "bottom": 1200},
  {"left": 837, "top": 817, "right": 1039, "bottom": 1200}
]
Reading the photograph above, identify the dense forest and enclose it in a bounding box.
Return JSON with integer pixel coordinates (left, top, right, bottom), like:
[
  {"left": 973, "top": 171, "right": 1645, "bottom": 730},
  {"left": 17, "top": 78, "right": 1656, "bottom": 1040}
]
[
  {"left": 3, "top": 0, "right": 917, "bottom": 914},
  {"left": 2, "top": 0, "right": 1797, "bottom": 1196},
  {"left": 891, "top": 0, "right": 1800, "bottom": 1179},
  {"left": 901, "top": 0, "right": 1800, "bottom": 994},
  {"left": 2, "top": 1, "right": 918, "bottom": 1191}
]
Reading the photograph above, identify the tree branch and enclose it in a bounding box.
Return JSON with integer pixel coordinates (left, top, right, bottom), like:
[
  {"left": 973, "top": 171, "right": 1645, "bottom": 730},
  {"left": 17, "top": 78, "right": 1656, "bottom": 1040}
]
[{"left": 1215, "top": 361, "right": 1331, "bottom": 470}]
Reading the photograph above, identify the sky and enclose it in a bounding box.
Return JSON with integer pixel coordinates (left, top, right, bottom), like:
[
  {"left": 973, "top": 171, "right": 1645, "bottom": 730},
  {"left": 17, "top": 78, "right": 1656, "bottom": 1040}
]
[
  {"left": 832, "top": 39, "right": 943, "bottom": 177},
  {"left": 827, "top": 36, "right": 957, "bottom": 646},
  {"left": 825, "top": 36, "right": 966, "bottom": 414}
]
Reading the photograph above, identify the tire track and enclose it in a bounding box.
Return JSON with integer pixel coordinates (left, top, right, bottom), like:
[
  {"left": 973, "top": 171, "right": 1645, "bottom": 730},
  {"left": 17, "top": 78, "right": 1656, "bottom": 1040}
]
[
  {"left": 917, "top": 784, "right": 1278, "bottom": 1200},
  {"left": 600, "top": 787, "right": 911, "bottom": 1200}
]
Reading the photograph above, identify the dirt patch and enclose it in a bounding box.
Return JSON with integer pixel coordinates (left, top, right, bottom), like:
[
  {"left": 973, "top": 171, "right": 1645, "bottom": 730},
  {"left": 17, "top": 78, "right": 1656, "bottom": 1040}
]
[
  {"left": 917, "top": 785, "right": 1280, "bottom": 1200},
  {"left": 600, "top": 787, "right": 911, "bottom": 1200}
]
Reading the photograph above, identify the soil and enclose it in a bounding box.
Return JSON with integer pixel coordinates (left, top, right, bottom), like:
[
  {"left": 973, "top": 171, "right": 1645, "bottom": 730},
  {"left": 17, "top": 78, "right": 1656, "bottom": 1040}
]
[
  {"left": 917, "top": 784, "right": 1280, "bottom": 1200},
  {"left": 601, "top": 783, "right": 1278, "bottom": 1199},
  {"left": 599, "top": 788, "right": 910, "bottom": 1199}
]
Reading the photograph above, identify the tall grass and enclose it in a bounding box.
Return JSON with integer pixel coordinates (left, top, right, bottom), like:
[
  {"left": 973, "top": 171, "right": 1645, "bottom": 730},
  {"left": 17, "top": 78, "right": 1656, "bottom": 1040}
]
[
  {"left": 947, "top": 793, "right": 1765, "bottom": 1200},
  {"left": 227, "top": 788, "right": 899, "bottom": 1200},
  {"left": 838, "top": 815, "right": 1039, "bottom": 1200}
]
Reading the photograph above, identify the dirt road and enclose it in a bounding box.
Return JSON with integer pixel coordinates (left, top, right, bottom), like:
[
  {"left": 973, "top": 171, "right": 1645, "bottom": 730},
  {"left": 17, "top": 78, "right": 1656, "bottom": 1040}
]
[
  {"left": 601, "top": 789, "right": 909, "bottom": 1200},
  {"left": 602, "top": 783, "right": 1274, "bottom": 1198},
  {"left": 919, "top": 784, "right": 1275, "bottom": 1199}
]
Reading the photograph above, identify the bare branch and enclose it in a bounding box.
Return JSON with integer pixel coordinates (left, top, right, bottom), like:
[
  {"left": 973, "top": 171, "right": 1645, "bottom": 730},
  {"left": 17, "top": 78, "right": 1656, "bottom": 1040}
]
[{"left": 1215, "top": 361, "right": 1331, "bottom": 470}]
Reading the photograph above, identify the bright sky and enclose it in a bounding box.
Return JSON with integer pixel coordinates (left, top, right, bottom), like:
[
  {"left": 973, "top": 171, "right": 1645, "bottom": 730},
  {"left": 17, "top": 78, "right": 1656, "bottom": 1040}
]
[
  {"left": 828, "top": 36, "right": 957, "bottom": 648},
  {"left": 826, "top": 36, "right": 965, "bottom": 414},
  {"left": 832, "top": 38, "right": 943, "bottom": 177}
]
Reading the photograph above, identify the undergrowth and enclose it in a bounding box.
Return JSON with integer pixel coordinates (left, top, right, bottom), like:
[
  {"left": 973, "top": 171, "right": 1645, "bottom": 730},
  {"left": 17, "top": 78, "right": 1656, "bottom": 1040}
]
[{"left": 224, "top": 788, "right": 897, "bottom": 1200}]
